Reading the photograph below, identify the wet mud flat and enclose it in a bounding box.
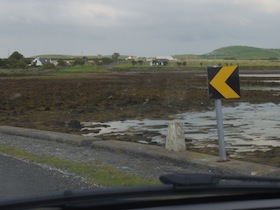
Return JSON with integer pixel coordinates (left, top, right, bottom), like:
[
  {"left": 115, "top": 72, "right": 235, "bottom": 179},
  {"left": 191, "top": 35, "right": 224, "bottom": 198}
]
[{"left": 0, "top": 70, "right": 280, "bottom": 165}]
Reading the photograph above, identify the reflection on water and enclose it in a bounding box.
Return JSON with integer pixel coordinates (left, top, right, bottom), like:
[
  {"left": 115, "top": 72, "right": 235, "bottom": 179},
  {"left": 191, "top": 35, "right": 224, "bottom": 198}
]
[
  {"left": 241, "top": 74, "right": 280, "bottom": 77},
  {"left": 82, "top": 102, "right": 280, "bottom": 157},
  {"left": 262, "top": 80, "right": 280, "bottom": 83}
]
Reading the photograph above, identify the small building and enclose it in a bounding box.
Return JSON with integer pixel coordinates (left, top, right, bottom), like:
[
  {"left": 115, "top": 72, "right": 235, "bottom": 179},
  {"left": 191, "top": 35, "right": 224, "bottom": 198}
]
[
  {"left": 125, "top": 56, "right": 139, "bottom": 61},
  {"left": 29, "top": 57, "right": 58, "bottom": 66},
  {"left": 150, "top": 59, "right": 169, "bottom": 66}
]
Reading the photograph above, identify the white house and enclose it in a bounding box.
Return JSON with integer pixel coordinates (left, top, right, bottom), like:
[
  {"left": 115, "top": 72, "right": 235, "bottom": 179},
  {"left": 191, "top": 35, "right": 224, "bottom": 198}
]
[
  {"left": 149, "top": 56, "right": 174, "bottom": 66},
  {"left": 149, "top": 59, "right": 169, "bottom": 66},
  {"left": 29, "top": 57, "right": 58, "bottom": 66},
  {"left": 125, "top": 56, "right": 139, "bottom": 61}
]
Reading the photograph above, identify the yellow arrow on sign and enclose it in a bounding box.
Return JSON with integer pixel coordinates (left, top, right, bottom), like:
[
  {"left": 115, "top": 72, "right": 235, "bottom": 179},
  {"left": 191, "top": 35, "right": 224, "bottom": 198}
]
[{"left": 210, "top": 66, "right": 240, "bottom": 98}]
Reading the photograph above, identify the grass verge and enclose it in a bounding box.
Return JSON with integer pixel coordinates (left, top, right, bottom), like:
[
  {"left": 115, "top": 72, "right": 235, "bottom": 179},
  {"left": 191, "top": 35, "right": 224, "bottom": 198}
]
[
  {"left": 56, "top": 64, "right": 106, "bottom": 73},
  {"left": 0, "top": 144, "right": 159, "bottom": 187}
]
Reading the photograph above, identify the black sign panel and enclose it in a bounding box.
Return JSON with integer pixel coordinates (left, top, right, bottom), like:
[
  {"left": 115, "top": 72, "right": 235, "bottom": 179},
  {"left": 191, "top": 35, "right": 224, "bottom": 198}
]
[{"left": 207, "top": 66, "right": 240, "bottom": 99}]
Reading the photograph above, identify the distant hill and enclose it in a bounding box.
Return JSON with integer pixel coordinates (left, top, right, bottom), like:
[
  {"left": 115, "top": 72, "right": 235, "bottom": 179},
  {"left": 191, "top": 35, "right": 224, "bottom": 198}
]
[
  {"left": 29, "top": 54, "right": 128, "bottom": 59},
  {"left": 30, "top": 54, "right": 98, "bottom": 59},
  {"left": 31, "top": 46, "right": 280, "bottom": 61},
  {"left": 29, "top": 54, "right": 76, "bottom": 59},
  {"left": 201, "top": 46, "right": 280, "bottom": 60},
  {"left": 173, "top": 46, "right": 280, "bottom": 60}
]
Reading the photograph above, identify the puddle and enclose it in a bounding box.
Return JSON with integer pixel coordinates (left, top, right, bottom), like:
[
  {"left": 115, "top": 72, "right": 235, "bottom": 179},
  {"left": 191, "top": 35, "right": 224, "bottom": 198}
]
[
  {"left": 82, "top": 102, "right": 280, "bottom": 156},
  {"left": 242, "top": 86, "right": 280, "bottom": 91},
  {"left": 262, "top": 80, "right": 280, "bottom": 83},
  {"left": 240, "top": 74, "right": 280, "bottom": 77},
  {"left": 240, "top": 74, "right": 280, "bottom": 90}
]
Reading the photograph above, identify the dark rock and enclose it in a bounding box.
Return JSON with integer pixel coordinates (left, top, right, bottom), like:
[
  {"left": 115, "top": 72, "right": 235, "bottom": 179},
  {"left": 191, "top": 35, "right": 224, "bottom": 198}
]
[
  {"left": 68, "top": 120, "right": 82, "bottom": 129},
  {"left": 92, "top": 129, "right": 101, "bottom": 134},
  {"left": 87, "top": 124, "right": 110, "bottom": 128}
]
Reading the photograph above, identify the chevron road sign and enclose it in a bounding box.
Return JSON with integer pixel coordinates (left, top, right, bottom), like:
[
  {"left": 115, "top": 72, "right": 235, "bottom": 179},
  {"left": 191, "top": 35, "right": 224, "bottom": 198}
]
[
  {"left": 207, "top": 66, "right": 240, "bottom": 99},
  {"left": 207, "top": 66, "right": 240, "bottom": 161}
]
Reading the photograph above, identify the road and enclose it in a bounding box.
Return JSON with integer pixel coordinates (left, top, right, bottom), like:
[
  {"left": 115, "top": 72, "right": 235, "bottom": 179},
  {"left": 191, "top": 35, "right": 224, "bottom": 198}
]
[
  {"left": 0, "top": 154, "right": 96, "bottom": 200},
  {"left": 1, "top": 126, "right": 278, "bottom": 202}
]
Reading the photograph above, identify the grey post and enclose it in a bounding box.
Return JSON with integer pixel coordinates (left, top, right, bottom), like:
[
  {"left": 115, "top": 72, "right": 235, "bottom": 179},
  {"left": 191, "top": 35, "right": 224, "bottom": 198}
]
[
  {"left": 215, "top": 99, "right": 227, "bottom": 161},
  {"left": 165, "top": 121, "right": 186, "bottom": 152}
]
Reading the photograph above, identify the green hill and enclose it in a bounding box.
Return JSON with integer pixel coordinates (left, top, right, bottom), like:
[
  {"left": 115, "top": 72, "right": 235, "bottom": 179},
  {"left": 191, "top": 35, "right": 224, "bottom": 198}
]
[
  {"left": 200, "top": 46, "right": 280, "bottom": 60},
  {"left": 31, "top": 46, "right": 280, "bottom": 61}
]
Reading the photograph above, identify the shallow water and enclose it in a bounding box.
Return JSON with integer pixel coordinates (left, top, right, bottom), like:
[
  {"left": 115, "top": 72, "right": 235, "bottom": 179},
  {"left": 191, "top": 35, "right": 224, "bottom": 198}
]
[
  {"left": 82, "top": 102, "right": 280, "bottom": 157},
  {"left": 241, "top": 74, "right": 280, "bottom": 77}
]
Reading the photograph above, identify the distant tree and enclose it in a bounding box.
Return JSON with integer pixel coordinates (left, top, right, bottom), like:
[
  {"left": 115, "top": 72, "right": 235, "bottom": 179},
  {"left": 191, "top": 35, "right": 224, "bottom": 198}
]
[
  {"left": 9, "top": 51, "right": 24, "bottom": 60},
  {"left": 177, "top": 62, "right": 182, "bottom": 66},
  {"left": 131, "top": 60, "right": 137, "bottom": 66},
  {"left": 93, "top": 57, "right": 113, "bottom": 65},
  {"left": 93, "top": 58, "right": 101, "bottom": 65},
  {"left": 15, "top": 60, "right": 27, "bottom": 69},
  {"left": 42, "top": 62, "right": 55, "bottom": 69},
  {"left": 182, "top": 61, "right": 187, "bottom": 66},
  {"left": 138, "top": 60, "right": 143, "bottom": 65},
  {"left": 57, "top": 59, "right": 67, "bottom": 66},
  {"left": 24, "top": 58, "right": 32, "bottom": 65},
  {"left": 200, "top": 62, "right": 203, "bottom": 67},
  {"left": 73, "top": 58, "right": 84, "bottom": 65},
  {"left": 0, "top": 53, "right": 29, "bottom": 69},
  {"left": 6, "top": 58, "right": 27, "bottom": 69},
  {"left": 0, "top": 59, "right": 7, "bottom": 68},
  {"left": 82, "top": 56, "right": 88, "bottom": 64},
  {"left": 101, "top": 57, "right": 113, "bottom": 64},
  {"left": 112, "top": 52, "right": 120, "bottom": 62}
]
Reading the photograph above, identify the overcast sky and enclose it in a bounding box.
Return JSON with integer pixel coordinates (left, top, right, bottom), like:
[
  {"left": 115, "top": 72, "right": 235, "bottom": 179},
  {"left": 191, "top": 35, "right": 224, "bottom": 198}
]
[{"left": 0, "top": 0, "right": 279, "bottom": 58}]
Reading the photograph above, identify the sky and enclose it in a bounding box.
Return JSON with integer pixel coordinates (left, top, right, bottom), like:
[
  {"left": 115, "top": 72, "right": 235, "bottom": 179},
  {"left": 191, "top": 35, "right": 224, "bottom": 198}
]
[{"left": 0, "top": 0, "right": 279, "bottom": 58}]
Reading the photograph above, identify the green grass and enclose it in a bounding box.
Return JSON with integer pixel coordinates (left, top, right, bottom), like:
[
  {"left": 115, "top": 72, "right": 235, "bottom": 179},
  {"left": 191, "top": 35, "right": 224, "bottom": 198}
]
[
  {"left": 1, "top": 59, "right": 279, "bottom": 78},
  {"left": 40, "top": 60, "right": 280, "bottom": 73},
  {"left": 109, "top": 63, "right": 177, "bottom": 72},
  {"left": 170, "top": 59, "right": 279, "bottom": 67},
  {"left": 173, "top": 46, "right": 280, "bottom": 60},
  {"left": 0, "top": 145, "right": 159, "bottom": 187},
  {"left": 200, "top": 46, "right": 280, "bottom": 60},
  {"left": 56, "top": 64, "right": 107, "bottom": 73}
]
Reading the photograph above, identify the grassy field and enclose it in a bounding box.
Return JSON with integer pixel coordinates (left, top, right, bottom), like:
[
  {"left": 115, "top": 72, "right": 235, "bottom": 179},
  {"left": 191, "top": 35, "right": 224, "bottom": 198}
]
[
  {"left": 56, "top": 64, "right": 106, "bottom": 73},
  {"left": 106, "top": 59, "right": 279, "bottom": 71},
  {"left": 174, "top": 46, "right": 280, "bottom": 60},
  {"left": 0, "top": 59, "right": 279, "bottom": 76},
  {"left": 169, "top": 59, "right": 280, "bottom": 70}
]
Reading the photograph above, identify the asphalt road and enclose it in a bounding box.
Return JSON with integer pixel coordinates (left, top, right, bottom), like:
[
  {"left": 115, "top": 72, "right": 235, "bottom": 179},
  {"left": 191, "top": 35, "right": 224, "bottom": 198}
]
[
  {"left": 1, "top": 125, "right": 279, "bottom": 203},
  {"left": 0, "top": 154, "right": 96, "bottom": 200}
]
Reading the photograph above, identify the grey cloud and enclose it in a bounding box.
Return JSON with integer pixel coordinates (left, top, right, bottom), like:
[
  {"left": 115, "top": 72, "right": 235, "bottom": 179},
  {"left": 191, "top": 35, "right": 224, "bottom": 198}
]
[{"left": 0, "top": 0, "right": 279, "bottom": 57}]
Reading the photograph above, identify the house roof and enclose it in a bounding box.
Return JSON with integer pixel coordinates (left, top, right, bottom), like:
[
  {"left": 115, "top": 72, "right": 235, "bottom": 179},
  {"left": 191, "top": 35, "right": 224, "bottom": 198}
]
[
  {"left": 38, "top": 58, "right": 51, "bottom": 64},
  {"left": 155, "top": 56, "right": 174, "bottom": 60},
  {"left": 30, "top": 57, "right": 53, "bottom": 66}
]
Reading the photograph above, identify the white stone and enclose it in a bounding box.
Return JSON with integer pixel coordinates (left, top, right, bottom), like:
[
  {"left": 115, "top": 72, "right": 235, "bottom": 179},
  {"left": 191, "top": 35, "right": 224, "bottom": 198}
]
[{"left": 165, "top": 121, "right": 186, "bottom": 152}]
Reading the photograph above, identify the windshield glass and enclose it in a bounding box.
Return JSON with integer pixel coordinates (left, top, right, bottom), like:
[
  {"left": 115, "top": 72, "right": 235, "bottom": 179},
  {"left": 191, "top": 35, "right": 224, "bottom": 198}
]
[{"left": 0, "top": 0, "right": 280, "bottom": 202}]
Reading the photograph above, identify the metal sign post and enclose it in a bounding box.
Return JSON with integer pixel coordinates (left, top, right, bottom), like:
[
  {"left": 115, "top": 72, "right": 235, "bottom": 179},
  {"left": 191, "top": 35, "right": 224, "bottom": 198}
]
[
  {"left": 207, "top": 66, "right": 240, "bottom": 161},
  {"left": 215, "top": 99, "right": 226, "bottom": 161}
]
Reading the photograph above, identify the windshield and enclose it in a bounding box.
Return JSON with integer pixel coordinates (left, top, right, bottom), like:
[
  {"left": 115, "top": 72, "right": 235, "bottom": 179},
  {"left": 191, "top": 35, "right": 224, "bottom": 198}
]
[{"left": 0, "top": 0, "right": 280, "bottom": 202}]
